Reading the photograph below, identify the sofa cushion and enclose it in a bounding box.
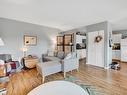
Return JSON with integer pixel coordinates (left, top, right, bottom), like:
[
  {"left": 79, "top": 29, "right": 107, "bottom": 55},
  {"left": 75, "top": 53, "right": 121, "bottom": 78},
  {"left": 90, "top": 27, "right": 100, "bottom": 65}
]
[
  {"left": 44, "top": 56, "right": 61, "bottom": 62},
  {"left": 57, "top": 52, "right": 64, "bottom": 59},
  {"left": 65, "top": 53, "right": 72, "bottom": 59},
  {"left": 47, "top": 51, "right": 54, "bottom": 56}
]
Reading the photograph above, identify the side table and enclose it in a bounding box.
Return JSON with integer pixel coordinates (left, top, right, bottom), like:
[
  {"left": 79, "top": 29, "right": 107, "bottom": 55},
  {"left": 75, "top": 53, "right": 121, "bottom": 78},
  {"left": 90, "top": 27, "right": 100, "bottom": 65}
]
[{"left": 22, "top": 57, "right": 39, "bottom": 69}]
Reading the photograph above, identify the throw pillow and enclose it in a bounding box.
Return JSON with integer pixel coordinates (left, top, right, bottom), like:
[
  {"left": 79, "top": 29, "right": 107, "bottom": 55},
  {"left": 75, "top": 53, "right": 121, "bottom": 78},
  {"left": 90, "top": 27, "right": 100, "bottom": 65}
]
[
  {"left": 65, "top": 53, "right": 72, "bottom": 59},
  {"left": 47, "top": 51, "right": 54, "bottom": 56},
  {"left": 57, "top": 51, "right": 64, "bottom": 59}
]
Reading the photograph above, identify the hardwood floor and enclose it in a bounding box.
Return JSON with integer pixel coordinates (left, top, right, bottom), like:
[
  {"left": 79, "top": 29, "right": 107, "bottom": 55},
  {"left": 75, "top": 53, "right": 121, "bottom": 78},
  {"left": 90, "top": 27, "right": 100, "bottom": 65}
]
[{"left": 1, "top": 59, "right": 127, "bottom": 95}]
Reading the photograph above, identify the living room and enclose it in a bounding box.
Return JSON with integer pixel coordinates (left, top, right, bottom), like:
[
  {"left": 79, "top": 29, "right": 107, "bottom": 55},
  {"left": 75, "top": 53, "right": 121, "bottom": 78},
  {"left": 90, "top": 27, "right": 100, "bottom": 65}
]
[{"left": 0, "top": 0, "right": 127, "bottom": 95}]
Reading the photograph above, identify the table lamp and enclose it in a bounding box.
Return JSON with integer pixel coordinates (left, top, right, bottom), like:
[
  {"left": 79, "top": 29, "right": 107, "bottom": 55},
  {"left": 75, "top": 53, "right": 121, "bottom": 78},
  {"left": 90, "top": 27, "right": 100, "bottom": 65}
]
[{"left": 22, "top": 47, "right": 28, "bottom": 57}]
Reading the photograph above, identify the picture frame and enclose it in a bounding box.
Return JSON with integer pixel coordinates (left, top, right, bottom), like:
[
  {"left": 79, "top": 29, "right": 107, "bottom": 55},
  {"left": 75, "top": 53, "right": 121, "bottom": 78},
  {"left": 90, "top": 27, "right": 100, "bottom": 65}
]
[{"left": 24, "top": 35, "right": 37, "bottom": 46}]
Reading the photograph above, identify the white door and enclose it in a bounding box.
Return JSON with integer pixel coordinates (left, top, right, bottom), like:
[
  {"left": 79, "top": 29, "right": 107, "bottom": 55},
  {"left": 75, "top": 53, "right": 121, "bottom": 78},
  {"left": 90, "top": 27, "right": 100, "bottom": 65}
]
[{"left": 88, "top": 30, "right": 104, "bottom": 67}]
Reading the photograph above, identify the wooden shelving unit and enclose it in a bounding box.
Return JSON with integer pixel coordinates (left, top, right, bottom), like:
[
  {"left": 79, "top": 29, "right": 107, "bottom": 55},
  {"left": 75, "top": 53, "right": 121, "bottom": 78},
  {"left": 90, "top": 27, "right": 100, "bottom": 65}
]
[
  {"left": 57, "top": 36, "right": 64, "bottom": 52},
  {"left": 57, "top": 34, "right": 74, "bottom": 54}
]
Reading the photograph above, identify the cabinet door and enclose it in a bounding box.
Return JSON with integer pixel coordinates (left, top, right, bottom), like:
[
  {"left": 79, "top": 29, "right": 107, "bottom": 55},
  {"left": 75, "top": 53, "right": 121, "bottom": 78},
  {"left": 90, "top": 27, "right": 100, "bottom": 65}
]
[
  {"left": 76, "top": 35, "right": 81, "bottom": 43},
  {"left": 115, "top": 51, "right": 121, "bottom": 59},
  {"left": 57, "top": 36, "right": 63, "bottom": 45},
  {"left": 121, "top": 46, "right": 127, "bottom": 62},
  {"left": 112, "top": 50, "right": 121, "bottom": 60},
  {"left": 64, "top": 46, "right": 72, "bottom": 55},
  {"left": 64, "top": 34, "right": 73, "bottom": 45},
  {"left": 57, "top": 46, "right": 63, "bottom": 52},
  {"left": 121, "top": 39, "right": 127, "bottom": 46},
  {"left": 81, "top": 49, "right": 86, "bottom": 58},
  {"left": 112, "top": 51, "right": 116, "bottom": 59}
]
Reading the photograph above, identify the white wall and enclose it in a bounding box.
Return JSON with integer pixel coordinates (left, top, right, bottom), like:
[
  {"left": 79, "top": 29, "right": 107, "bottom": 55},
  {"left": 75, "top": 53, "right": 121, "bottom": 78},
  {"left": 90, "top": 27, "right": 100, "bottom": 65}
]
[{"left": 0, "top": 18, "right": 61, "bottom": 61}]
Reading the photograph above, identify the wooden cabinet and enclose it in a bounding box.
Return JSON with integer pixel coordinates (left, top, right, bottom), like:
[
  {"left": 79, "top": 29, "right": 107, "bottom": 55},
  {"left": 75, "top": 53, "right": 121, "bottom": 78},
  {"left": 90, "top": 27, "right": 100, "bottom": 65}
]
[
  {"left": 57, "top": 36, "right": 64, "bottom": 52},
  {"left": 57, "top": 36, "right": 63, "bottom": 45},
  {"left": 57, "top": 34, "right": 74, "bottom": 54},
  {"left": 23, "top": 57, "right": 38, "bottom": 69},
  {"left": 64, "top": 34, "right": 74, "bottom": 54},
  {"left": 112, "top": 34, "right": 122, "bottom": 60}
]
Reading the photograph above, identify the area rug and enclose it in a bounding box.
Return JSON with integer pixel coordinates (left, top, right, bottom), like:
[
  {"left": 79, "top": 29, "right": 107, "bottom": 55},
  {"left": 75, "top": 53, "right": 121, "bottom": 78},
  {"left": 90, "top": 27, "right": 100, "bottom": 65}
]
[
  {"left": 0, "top": 77, "right": 9, "bottom": 95},
  {"left": 0, "top": 77, "right": 9, "bottom": 83},
  {"left": 0, "top": 88, "right": 6, "bottom": 95},
  {"left": 65, "top": 76, "right": 106, "bottom": 95}
]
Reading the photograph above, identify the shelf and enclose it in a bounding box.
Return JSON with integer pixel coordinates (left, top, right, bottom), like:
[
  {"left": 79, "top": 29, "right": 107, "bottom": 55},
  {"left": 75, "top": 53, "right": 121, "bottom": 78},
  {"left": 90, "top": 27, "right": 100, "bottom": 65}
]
[
  {"left": 64, "top": 44, "right": 74, "bottom": 46},
  {"left": 57, "top": 34, "right": 74, "bottom": 53},
  {"left": 57, "top": 44, "right": 63, "bottom": 46}
]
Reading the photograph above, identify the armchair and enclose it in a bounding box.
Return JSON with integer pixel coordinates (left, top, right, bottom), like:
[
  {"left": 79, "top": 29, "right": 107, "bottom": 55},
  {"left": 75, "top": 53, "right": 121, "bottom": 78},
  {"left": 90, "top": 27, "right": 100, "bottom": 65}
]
[
  {"left": 61, "top": 52, "right": 79, "bottom": 78},
  {"left": 0, "top": 54, "right": 20, "bottom": 77}
]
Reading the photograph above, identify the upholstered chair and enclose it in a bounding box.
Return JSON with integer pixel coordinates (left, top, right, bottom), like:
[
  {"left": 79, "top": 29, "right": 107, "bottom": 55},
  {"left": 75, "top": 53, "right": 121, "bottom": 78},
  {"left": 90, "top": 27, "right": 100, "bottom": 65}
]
[
  {"left": 61, "top": 52, "right": 79, "bottom": 78},
  {"left": 0, "top": 54, "right": 20, "bottom": 77}
]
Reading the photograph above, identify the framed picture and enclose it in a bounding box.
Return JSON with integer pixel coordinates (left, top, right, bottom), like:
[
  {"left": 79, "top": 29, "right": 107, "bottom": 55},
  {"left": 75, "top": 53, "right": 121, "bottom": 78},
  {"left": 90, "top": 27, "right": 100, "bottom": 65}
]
[{"left": 24, "top": 35, "right": 37, "bottom": 46}]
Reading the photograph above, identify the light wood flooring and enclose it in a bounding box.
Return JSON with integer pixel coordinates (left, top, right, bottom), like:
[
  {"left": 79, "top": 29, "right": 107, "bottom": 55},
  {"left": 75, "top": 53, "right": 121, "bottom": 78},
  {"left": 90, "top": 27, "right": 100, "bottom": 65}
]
[{"left": 1, "top": 59, "right": 127, "bottom": 95}]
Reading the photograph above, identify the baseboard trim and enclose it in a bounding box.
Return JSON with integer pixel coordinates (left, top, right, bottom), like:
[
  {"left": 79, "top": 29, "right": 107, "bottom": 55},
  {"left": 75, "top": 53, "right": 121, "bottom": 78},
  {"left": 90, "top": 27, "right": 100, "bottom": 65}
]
[{"left": 104, "top": 66, "right": 110, "bottom": 69}]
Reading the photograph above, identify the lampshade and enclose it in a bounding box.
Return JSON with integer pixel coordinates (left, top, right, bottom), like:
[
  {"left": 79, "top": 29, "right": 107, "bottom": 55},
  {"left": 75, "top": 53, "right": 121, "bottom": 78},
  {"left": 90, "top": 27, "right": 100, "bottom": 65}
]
[
  {"left": 0, "top": 38, "right": 4, "bottom": 46},
  {"left": 22, "top": 47, "right": 28, "bottom": 52}
]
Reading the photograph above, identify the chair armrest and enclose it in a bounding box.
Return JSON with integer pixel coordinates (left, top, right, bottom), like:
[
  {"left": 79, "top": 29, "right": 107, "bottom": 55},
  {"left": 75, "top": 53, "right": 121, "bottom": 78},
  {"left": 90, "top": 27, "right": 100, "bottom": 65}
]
[
  {"left": 62, "top": 58, "right": 79, "bottom": 71},
  {"left": 63, "top": 58, "right": 77, "bottom": 63}
]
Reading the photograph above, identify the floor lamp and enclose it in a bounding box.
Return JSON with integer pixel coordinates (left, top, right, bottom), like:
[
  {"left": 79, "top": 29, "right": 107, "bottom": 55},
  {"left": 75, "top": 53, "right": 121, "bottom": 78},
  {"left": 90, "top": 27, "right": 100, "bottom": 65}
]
[
  {"left": 0, "top": 38, "right": 4, "bottom": 46},
  {"left": 22, "top": 47, "right": 28, "bottom": 57}
]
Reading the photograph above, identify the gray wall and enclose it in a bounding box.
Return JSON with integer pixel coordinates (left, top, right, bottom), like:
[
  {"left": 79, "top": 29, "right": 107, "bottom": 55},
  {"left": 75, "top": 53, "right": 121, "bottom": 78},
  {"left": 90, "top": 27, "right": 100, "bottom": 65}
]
[{"left": 0, "top": 18, "right": 61, "bottom": 61}]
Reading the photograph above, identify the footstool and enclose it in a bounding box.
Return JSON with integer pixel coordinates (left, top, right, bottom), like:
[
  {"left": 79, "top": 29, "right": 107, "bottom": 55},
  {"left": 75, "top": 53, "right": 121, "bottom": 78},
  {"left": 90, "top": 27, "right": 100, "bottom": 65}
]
[{"left": 36, "top": 61, "right": 62, "bottom": 83}]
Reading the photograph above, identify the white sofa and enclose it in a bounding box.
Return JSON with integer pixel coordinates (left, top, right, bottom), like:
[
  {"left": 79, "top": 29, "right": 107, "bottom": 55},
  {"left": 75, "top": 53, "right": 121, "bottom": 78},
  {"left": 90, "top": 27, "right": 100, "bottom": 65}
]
[
  {"left": 42, "top": 51, "right": 64, "bottom": 62},
  {"left": 36, "top": 52, "right": 79, "bottom": 82}
]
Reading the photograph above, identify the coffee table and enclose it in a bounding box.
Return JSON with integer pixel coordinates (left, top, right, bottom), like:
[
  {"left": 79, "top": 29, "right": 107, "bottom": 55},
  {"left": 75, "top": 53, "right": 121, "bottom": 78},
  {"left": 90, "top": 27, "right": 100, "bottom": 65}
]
[{"left": 27, "top": 81, "right": 89, "bottom": 95}]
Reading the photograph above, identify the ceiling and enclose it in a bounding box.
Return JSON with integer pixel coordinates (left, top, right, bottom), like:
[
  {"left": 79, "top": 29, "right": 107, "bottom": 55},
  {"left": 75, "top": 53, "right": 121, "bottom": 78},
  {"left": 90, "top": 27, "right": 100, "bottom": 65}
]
[{"left": 0, "top": 0, "right": 127, "bottom": 31}]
